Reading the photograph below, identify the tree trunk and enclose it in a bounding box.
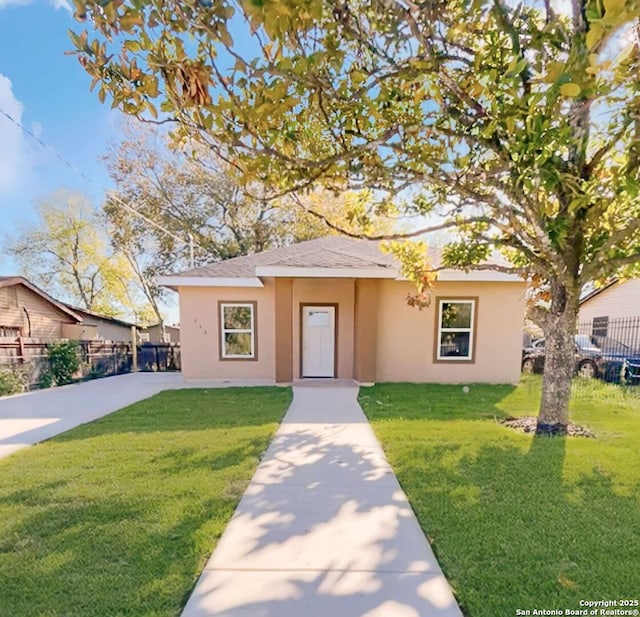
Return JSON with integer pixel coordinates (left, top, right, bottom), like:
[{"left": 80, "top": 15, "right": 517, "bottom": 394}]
[{"left": 537, "top": 278, "right": 580, "bottom": 435}]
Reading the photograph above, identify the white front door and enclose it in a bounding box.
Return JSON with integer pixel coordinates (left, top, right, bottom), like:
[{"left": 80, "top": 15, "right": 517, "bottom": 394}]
[{"left": 302, "top": 305, "right": 336, "bottom": 378}]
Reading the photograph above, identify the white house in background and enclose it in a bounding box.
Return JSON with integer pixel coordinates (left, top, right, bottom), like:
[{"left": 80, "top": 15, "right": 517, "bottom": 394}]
[{"left": 579, "top": 279, "right": 640, "bottom": 323}]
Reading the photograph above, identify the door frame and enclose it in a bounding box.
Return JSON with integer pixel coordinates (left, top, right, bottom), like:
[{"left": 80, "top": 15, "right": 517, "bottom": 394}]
[{"left": 299, "top": 303, "right": 339, "bottom": 378}]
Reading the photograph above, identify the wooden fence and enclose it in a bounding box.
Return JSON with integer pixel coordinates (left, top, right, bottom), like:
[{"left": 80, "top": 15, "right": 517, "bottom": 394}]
[{"left": 0, "top": 338, "right": 180, "bottom": 390}]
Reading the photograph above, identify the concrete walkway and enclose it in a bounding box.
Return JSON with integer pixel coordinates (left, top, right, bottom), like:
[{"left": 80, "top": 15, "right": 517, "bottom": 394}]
[{"left": 182, "top": 383, "right": 462, "bottom": 617}]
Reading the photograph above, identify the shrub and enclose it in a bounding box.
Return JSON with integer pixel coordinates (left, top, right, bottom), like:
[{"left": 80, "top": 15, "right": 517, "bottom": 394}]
[
  {"left": 37, "top": 372, "right": 54, "bottom": 389},
  {"left": 0, "top": 367, "right": 26, "bottom": 396},
  {"left": 47, "top": 341, "right": 80, "bottom": 386},
  {"left": 86, "top": 365, "right": 105, "bottom": 381}
]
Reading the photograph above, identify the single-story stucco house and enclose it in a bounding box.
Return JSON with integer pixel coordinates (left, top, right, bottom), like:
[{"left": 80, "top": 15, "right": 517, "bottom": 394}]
[{"left": 159, "top": 237, "right": 526, "bottom": 384}]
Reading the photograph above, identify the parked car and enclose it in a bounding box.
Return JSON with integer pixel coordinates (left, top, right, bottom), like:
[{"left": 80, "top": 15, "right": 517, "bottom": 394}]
[
  {"left": 521, "top": 335, "right": 640, "bottom": 384},
  {"left": 591, "top": 337, "right": 640, "bottom": 384},
  {"left": 521, "top": 335, "right": 601, "bottom": 378}
]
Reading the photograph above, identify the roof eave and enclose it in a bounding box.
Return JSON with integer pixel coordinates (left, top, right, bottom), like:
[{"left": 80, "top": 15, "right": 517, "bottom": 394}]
[
  {"left": 579, "top": 279, "right": 618, "bottom": 305},
  {"left": 157, "top": 276, "right": 265, "bottom": 289},
  {"left": 434, "top": 269, "right": 524, "bottom": 282},
  {"left": 0, "top": 277, "right": 83, "bottom": 322}
]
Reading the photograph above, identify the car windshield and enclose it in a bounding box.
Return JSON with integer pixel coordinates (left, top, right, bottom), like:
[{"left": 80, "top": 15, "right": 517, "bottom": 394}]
[{"left": 574, "top": 335, "right": 601, "bottom": 351}]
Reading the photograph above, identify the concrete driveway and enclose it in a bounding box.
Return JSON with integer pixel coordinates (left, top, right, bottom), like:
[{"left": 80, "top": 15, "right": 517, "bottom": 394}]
[{"left": 0, "top": 372, "right": 188, "bottom": 460}]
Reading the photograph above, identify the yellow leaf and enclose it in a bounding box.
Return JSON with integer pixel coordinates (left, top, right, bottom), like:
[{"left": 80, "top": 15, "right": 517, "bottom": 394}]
[
  {"left": 586, "top": 24, "right": 604, "bottom": 50},
  {"left": 273, "top": 2, "right": 292, "bottom": 16},
  {"left": 615, "top": 42, "right": 635, "bottom": 64},
  {"left": 560, "top": 82, "right": 581, "bottom": 97},
  {"left": 545, "top": 61, "right": 564, "bottom": 83},
  {"left": 558, "top": 575, "right": 577, "bottom": 590},
  {"left": 603, "top": 0, "right": 625, "bottom": 14}
]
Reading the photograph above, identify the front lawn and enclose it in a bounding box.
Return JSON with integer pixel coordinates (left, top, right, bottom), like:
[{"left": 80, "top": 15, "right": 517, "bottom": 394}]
[
  {"left": 0, "top": 387, "right": 291, "bottom": 617},
  {"left": 359, "top": 377, "right": 640, "bottom": 617}
]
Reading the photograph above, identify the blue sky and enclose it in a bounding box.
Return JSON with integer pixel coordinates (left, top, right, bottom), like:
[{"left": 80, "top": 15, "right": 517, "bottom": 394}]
[
  {"left": 0, "top": 0, "right": 115, "bottom": 256},
  {"left": 0, "top": 0, "right": 183, "bottom": 320}
]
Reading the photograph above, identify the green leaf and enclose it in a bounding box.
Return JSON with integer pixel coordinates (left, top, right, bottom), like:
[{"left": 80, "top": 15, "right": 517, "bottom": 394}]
[{"left": 124, "top": 40, "right": 142, "bottom": 53}]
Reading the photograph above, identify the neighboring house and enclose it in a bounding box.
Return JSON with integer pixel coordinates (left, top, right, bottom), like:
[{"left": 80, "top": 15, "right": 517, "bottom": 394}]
[
  {"left": 164, "top": 325, "right": 180, "bottom": 343},
  {"left": 159, "top": 237, "right": 526, "bottom": 384},
  {"left": 579, "top": 279, "right": 640, "bottom": 323},
  {"left": 62, "top": 304, "right": 137, "bottom": 342},
  {"left": 141, "top": 323, "right": 181, "bottom": 343},
  {"left": 0, "top": 276, "right": 86, "bottom": 339}
]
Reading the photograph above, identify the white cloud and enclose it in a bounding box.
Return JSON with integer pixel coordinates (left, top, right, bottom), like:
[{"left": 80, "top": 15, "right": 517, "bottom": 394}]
[
  {"left": 0, "top": 0, "right": 71, "bottom": 10},
  {"left": 0, "top": 74, "right": 29, "bottom": 192},
  {"left": 0, "top": 0, "right": 29, "bottom": 7},
  {"left": 49, "top": 0, "right": 71, "bottom": 12}
]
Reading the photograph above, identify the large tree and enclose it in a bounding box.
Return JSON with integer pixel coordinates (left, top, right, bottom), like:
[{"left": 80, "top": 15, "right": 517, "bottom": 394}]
[
  {"left": 6, "top": 190, "right": 157, "bottom": 322},
  {"left": 104, "top": 120, "right": 398, "bottom": 308},
  {"left": 71, "top": 0, "right": 640, "bottom": 431}
]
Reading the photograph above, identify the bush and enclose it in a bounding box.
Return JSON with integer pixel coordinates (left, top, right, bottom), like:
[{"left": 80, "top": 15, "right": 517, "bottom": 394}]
[
  {"left": 46, "top": 341, "right": 80, "bottom": 386},
  {"left": 0, "top": 368, "right": 26, "bottom": 396},
  {"left": 86, "top": 365, "right": 105, "bottom": 381},
  {"left": 37, "top": 372, "right": 54, "bottom": 389}
]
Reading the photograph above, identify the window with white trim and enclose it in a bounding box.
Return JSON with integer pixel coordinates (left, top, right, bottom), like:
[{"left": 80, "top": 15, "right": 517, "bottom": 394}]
[
  {"left": 436, "top": 299, "right": 476, "bottom": 361},
  {"left": 220, "top": 302, "right": 256, "bottom": 359}
]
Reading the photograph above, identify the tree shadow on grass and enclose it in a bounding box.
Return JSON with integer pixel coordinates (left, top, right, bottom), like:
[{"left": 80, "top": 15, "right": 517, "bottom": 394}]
[
  {"left": 380, "top": 430, "right": 639, "bottom": 617},
  {"left": 0, "top": 389, "right": 292, "bottom": 617},
  {"left": 0, "top": 489, "right": 237, "bottom": 617},
  {"left": 358, "top": 382, "right": 640, "bottom": 616}
]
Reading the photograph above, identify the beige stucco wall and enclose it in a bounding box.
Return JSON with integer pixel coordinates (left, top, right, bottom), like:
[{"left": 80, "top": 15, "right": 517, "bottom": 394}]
[
  {"left": 178, "top": 280, "right": 276, "bottom": 381},
  {"left": 291, "top": 278, "right": 355, "bottom": 379},
  {"left": 579, "top": 280, "right": 640, "bottom": 323},
  {"left": 176, "top": 276, "right": 525, "bottom": 384},
  {"left": 376, "top": 280, "right": 526, "bottom": 384}
]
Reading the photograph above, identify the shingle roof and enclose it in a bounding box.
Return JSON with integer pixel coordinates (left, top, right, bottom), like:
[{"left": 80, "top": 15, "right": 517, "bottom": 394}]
[
  {"left": 61, "top": 303, "right": 138, "bottom": 328},
  {"left": 579, "top": 279, "right": 618, "bottom": 304},
  {"left": 171, "top": 236, "right": 441, "bottom": 278}
]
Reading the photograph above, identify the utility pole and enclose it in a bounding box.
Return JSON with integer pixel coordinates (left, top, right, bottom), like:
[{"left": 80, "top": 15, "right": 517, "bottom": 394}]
[{"left": 188, "top": 233, "right": 195, "bottom": 269}]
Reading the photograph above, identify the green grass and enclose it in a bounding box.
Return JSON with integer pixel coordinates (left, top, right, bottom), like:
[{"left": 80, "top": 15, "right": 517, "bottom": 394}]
[
  {"left": 359, "top": 376, "right": 640, "bottom": 617},
  {"left": 0, "top": 387, "right": 291, "bottom": 617}
]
